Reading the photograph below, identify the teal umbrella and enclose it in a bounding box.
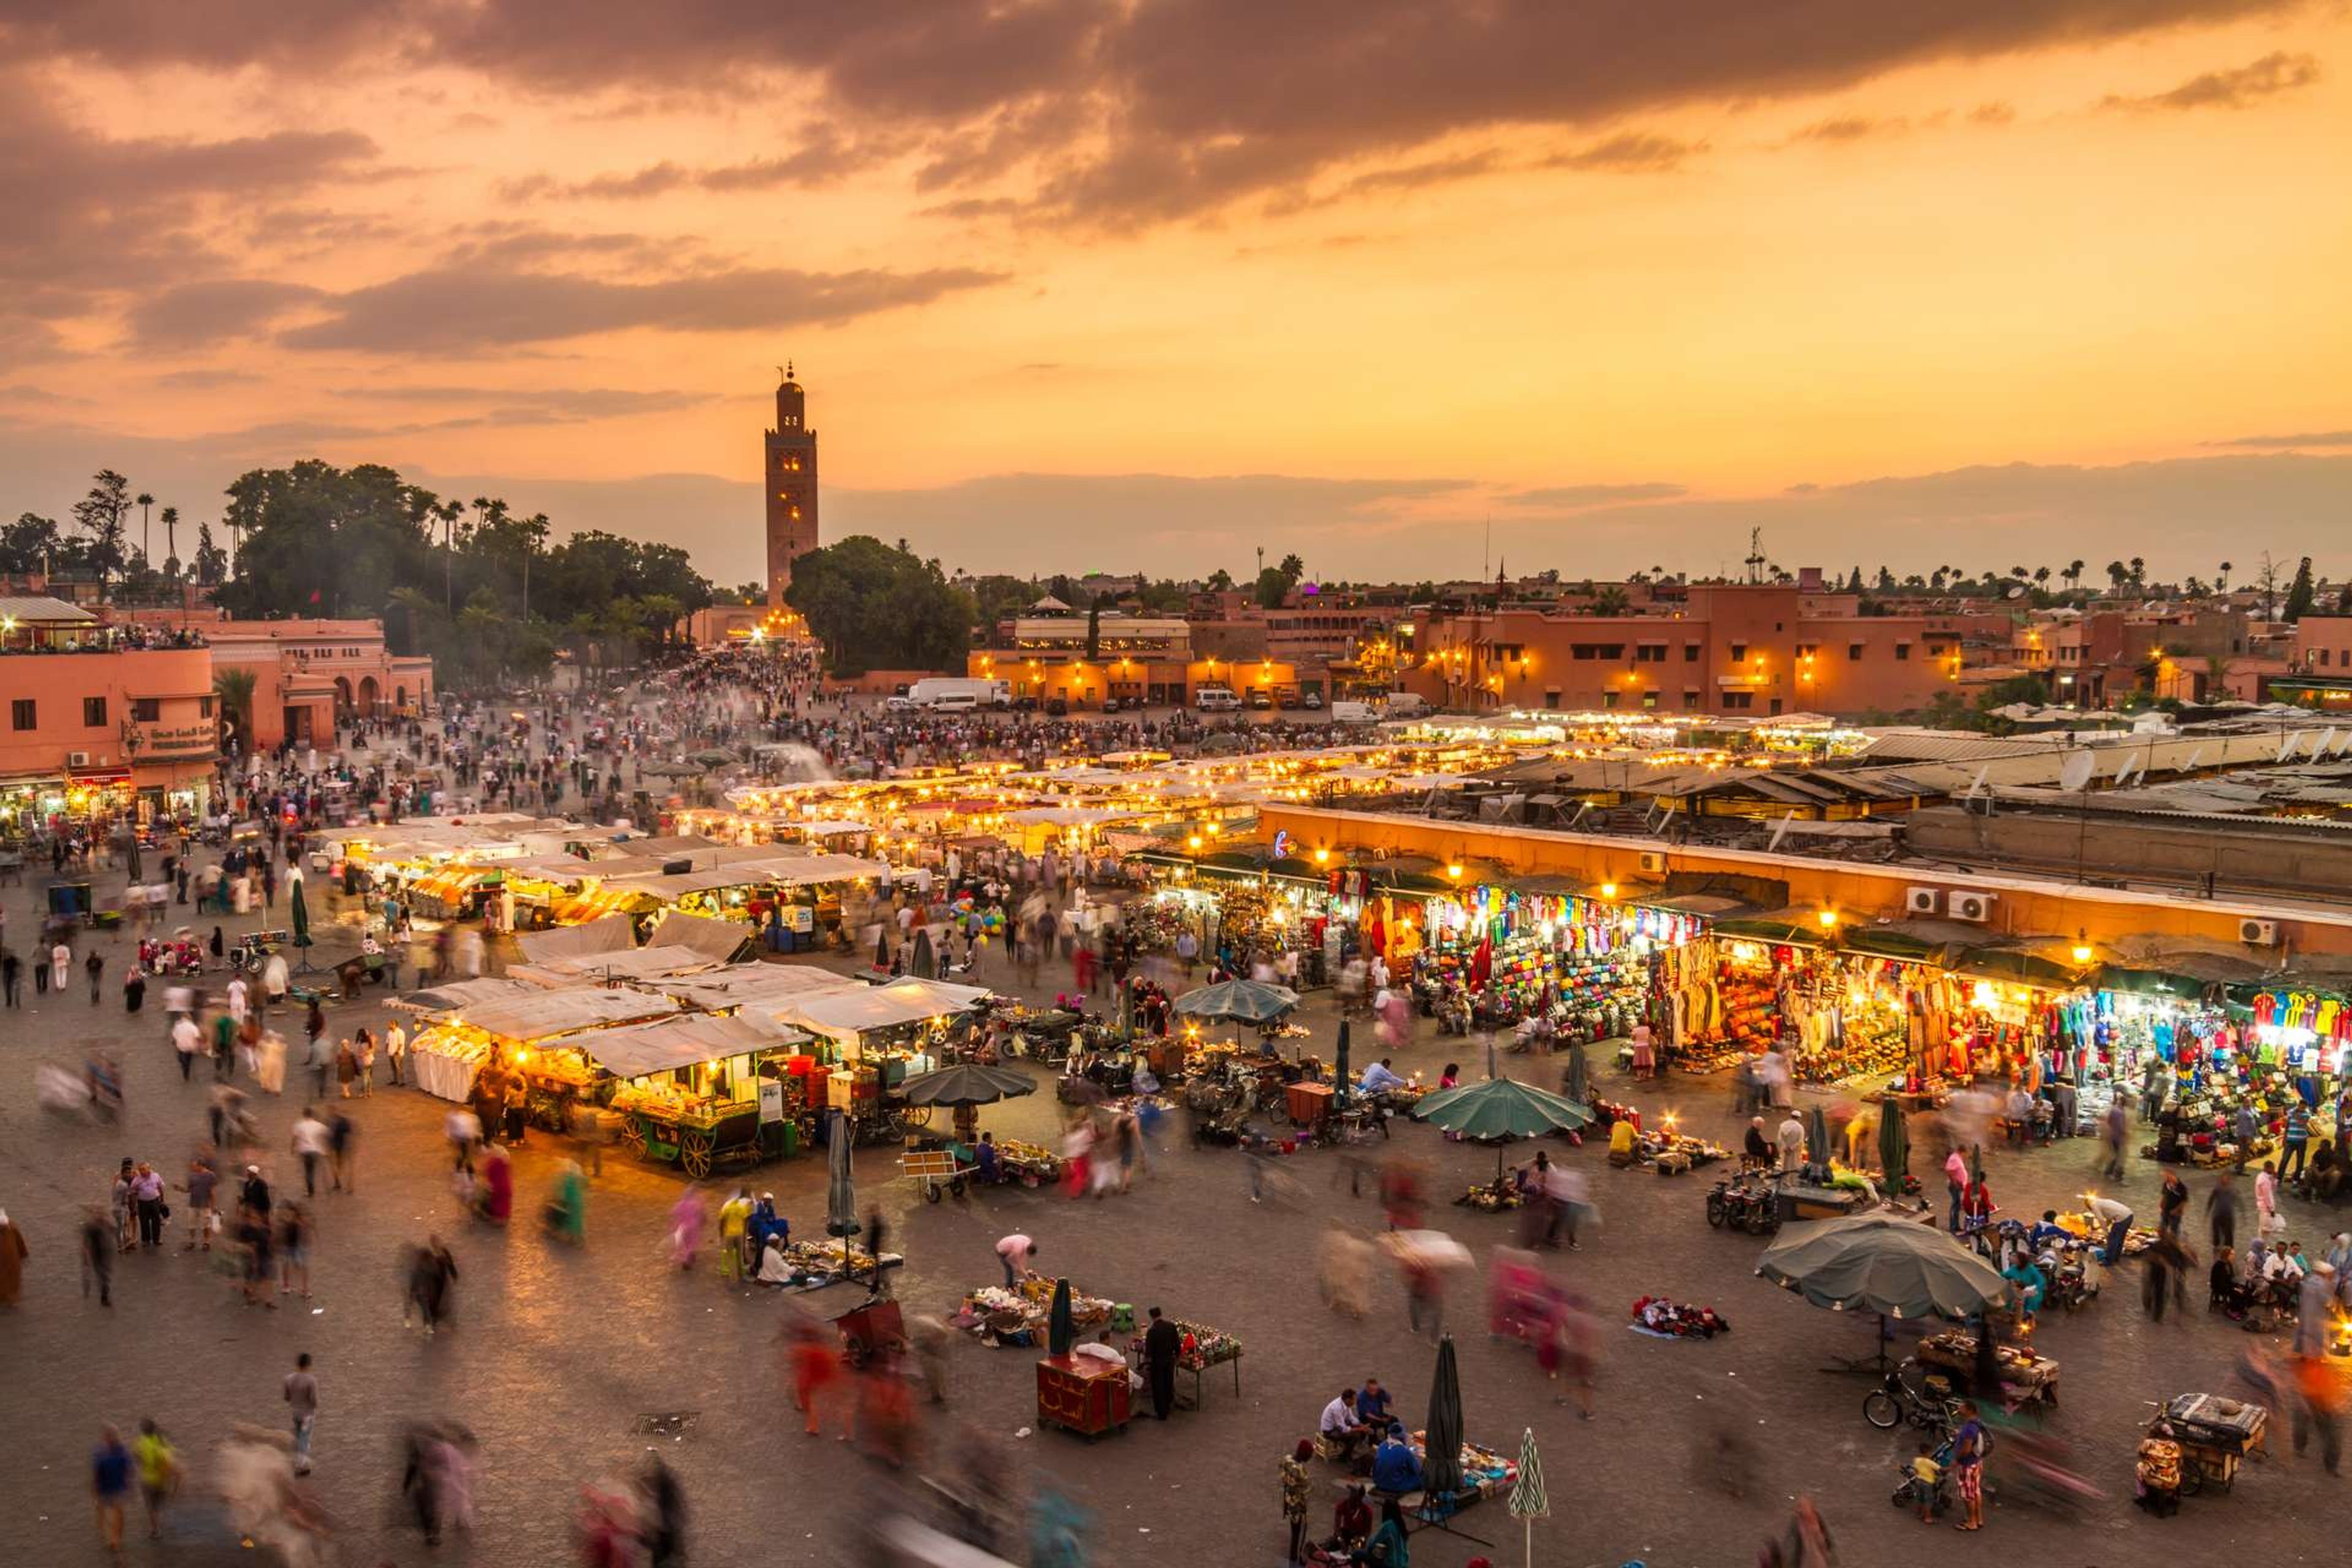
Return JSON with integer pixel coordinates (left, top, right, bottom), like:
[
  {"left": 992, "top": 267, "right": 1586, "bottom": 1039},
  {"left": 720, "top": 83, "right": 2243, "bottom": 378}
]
[
  {"left": 1877, "top": 1102, "right": 1910, "bottom": 1184},
  {"left": 1423, "top": 1333, "right": 1464, "bottom": 1498},
  {"left": 1412, "top": 1074, "right": 1591, "bottom": 1181},
  {"left": 1172, "top": 979, "right": 1298, "bottom": 1025},
  {"left": 288, "top": 872, "right": 313, "bottom": 971}
]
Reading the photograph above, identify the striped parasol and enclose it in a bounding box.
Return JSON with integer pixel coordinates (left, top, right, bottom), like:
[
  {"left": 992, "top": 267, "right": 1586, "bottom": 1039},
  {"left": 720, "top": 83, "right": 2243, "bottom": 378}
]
[{"left": 1507, "top": 1425, "right": 1547, "bottom": 1568}]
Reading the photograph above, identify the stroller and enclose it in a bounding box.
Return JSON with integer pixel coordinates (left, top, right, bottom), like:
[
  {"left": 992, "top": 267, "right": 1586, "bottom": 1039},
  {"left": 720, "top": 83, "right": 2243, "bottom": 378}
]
[{"left": 1890, "top": 1424, "right": 1986, "bottom": 1518}]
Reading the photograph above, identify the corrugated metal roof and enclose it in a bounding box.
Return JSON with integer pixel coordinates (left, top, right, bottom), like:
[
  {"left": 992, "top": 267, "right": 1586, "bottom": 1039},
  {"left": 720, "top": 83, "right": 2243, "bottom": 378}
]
[{"left": 0, "top": 595, "right": 99, "bottom": 624}]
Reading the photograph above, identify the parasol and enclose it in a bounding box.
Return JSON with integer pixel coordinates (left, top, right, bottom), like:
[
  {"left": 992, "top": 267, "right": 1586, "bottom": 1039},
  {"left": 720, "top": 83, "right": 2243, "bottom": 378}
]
[
  {"left": 1561, "top": 1039, "right": 1590, "bottom": 1109},
  {"left": 1333, "top": 1019, "right": 1352, "bottom": 1108},
  {"left": 1877, "top": 1101, "right": 1910, "bottom": 1183},
  {"left": 873, "top": 926, "right": 891, "bottom": 971},
  {"left": 1507, "top": 1426, "right": 1548, "bottom": 1568},
  {"left": 124, "top": 831, "right": 142, "bottom": 887},
  {"left": 1757, "top": 1213, "right": 2012, "bottom": 1321},
  {"left": 1412, "top": 1076, "right": 1591, "bottom": 1178},
  {"left": 897, "top": 1063, "right": 1035, "bottom": 1106},
  {"left": 1423, "top": 1333, "right": 1464, "bottom": 1499},
  {"left": 1171, "top": 979, "right": 1298, "bottom": 1025},
  {"left": 911, "top": 927, "right": 935, "bottom": 979},
  {"left": 1047, "top": 1277, "right": 1075, "bottom": 1357},
  {"left": 1804, "top": 1104, "right": 1831, "bottom": 1170}
]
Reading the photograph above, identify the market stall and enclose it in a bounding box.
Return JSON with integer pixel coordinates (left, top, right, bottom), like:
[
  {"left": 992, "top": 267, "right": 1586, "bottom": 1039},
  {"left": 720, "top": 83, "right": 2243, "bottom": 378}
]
[
  {"left": 405, "top": 986, "right": 680, "bottom": 1102},
  {"left": 582, "top": 1012, "right": 813, "bottom": 1175},
  {"left": 955, "top": 1275, "right": 1115, "bottom": 1348}
]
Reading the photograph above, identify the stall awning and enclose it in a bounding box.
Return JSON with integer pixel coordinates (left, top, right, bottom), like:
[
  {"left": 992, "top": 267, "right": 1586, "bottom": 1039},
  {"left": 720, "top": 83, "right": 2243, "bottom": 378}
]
[
  {"left": 775, "top": 978, "right": 989, "bottom": 1042},
  {"left": 560, "top": 1013, "right": 808, "bottom": 1080},
  {"left": 658, "top": 964, "right": 863, "bottom": 1012},
  {"left": 1710, "top": 910, "right": 1831, "bottom": 948},
  {"left": 644, "top": 911, "right": 756, "bottom": 962},
  {"left": 1949, "top": 945, "right": 2087, "bottom": 991},
  {"left": 508, "top": 944, "right": 727, "bottom": 985},
  {"left": 515, "top": 913, "right": 639, "bottom": 963},
  {"left": 441, "top": 987, "right": 679, "bottom": 1041},
  {"left": 394, "top": 976, "right": 549, "bottom": 1012}
]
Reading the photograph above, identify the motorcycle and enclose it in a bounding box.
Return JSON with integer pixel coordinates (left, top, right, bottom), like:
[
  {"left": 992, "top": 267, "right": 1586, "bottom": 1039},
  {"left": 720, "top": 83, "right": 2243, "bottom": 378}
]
[{"left": 1705, "top": 1174, "right": 1782, "bottom": 1236}]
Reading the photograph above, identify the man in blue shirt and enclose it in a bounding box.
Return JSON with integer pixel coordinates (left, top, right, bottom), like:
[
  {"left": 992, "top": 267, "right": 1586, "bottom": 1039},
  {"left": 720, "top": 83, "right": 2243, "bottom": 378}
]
[
  {"left": 1370, "top": 1423, "right": 1423, "bottom": 1494},
  {"left": 1355, "top": 1378, "right": 1392, "bottom": 1425},
  {"left": 1359, "top": 1059, "right": 1408, "bottom": 1096}
]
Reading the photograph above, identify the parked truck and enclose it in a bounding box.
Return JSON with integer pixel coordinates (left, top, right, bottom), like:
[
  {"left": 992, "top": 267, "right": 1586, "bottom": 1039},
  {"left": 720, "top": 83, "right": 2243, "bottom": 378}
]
[{"left": 907, "top": 677, "right": 1011, "bottom": 709}]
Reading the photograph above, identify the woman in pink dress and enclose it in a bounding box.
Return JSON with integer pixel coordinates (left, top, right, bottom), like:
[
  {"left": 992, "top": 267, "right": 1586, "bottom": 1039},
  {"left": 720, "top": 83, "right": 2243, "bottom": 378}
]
[
  {"left": 668, "top": 1188, "right": 706, "bottom": 1270},
  {"left": 1630, "top": 1022, "right": 1656, "bottom": 1080},
  {"left": 478, "top": 1144, "right": 513, "bottom": 1223}
]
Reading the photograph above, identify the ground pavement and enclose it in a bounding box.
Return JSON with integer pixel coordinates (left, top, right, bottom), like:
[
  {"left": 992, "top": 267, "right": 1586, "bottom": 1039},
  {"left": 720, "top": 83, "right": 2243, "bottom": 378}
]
[{"left": 2, "top": 870, "right": 2345, "bottom": 1566}]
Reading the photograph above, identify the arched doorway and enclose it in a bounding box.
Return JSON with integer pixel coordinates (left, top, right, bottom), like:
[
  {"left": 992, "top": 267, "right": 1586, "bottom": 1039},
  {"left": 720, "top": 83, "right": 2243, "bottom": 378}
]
[
  {"left": 358, "top": 676, "right": 380, "bottom": 716},
  {"left": 333, "top": 676, "right": 353, "bottom": 717},
  {"left": 394, "top": 685, "right": 408, "bottom": 711}
]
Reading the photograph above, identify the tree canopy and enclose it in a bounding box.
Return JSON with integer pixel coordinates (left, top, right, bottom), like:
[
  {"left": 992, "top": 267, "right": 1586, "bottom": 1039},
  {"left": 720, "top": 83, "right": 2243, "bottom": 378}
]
[{"left": 783, "top": 535, "right": 974, "bottom": 676}]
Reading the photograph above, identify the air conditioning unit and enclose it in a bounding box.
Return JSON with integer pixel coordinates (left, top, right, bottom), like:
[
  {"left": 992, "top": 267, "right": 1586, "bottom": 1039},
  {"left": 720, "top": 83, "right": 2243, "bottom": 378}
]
[
  {"left": 2240, "top": 918, "right": 2280, "bottom": 946},
  {"left": 1636, "top": 851, "right": 1667, "bottom": 876},
  {"left": 1950, "top": 890, "right": 1996, "bottom": 924},
  {"left": 1905, "top": 887, "right": 1944, "bottom": 916},
  {"left": 66, "top": 751, "right": 91, "bottom": 768}
]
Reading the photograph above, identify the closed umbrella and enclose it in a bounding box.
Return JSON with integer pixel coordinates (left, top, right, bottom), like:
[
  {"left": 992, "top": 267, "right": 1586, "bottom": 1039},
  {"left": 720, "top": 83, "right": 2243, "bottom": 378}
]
[
  {"left": 124, "top": 831, "right": 142, "bottom": 888},
  {"left": 1804, "top": 1105, "right": 1831, "bottom": 1170},
  {"left": 1333, "top": 1019, "right": 1353, "bottom": 1107},
  {"left": 873, "top": 926, "right": 891, "bottom": 970},
  {"left": 1878, "top": 1102, "right": 1910, "bottom": 1185},
  {"left": 1423, "top": 1333, "right": 1464, "bottom": 1499},
  {"left": 287, "top": 871, "right": 313, "bottom": 972},
  {"left": 911, "top": 927, "right": 935, "bottom": 979},
  {"left": 1561, "top": 1039, "right": 1590, "bottom": 1109},
  {"left": 1047, "top": 1277, "right": 1075, "bottom": 1357},
  {"left": 1507, "top": 1427, "right": 1548, "bottom": 1568},
  {"left": 824, "top": 1110, "right": 859, "bottom": 1272}
]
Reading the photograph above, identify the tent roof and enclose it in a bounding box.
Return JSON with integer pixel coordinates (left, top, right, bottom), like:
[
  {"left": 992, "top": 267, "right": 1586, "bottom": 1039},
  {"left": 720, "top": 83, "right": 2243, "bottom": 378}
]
[
  {"left": 657, "top": 963, "right": 863, "bottom": 1012},
  {"left": 645, "top": 911, "right": 756, "bottom": 962},
  {"left": 440, "top": 987, "right": 678, "bottom": 1041},
  {"left": 775, "top": 978, "right": 989, "bottom": 1039},
  {"left": 559, "top": 1012, "right": 806, "bottom": 1080},
  {"left": 395, "top": 976, "right": 548, "bottom": 1012},
  {"left": 508, "top": 945, "right": 725, "bottom": 986},
  {"left": 515, "top": 913, "right": 640, "bottom": 963}
]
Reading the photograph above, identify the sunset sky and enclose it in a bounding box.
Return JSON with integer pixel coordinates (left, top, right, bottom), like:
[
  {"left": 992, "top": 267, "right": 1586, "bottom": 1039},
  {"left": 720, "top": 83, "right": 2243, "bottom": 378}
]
[{"left": 3, "top": 1, "right": 2348, "bottom": 586}]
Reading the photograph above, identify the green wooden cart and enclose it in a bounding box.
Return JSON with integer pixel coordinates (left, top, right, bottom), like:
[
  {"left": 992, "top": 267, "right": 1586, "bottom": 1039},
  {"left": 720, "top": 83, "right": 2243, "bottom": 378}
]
[{"left": 619, "top": 1102, "right": 764, "bottom": 1178}]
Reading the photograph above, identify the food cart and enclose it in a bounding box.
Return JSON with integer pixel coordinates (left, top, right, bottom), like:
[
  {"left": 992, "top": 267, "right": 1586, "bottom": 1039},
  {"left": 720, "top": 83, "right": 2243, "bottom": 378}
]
[{"left": 575, "top": 1013, "right": 813, "bottom": 1177}]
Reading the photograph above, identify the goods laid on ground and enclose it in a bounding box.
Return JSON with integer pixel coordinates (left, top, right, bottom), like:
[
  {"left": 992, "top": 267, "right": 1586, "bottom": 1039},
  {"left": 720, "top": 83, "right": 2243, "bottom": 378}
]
[
  {"left": 1405, "top": 1432, "right": 1520, "bottom": 1504},
  {"left": 1629, "top": 1295, "right": 1732, "bottom": 1339},
  {"left": 775, "top": 1239, "right": 901, "bottom": 1290}
]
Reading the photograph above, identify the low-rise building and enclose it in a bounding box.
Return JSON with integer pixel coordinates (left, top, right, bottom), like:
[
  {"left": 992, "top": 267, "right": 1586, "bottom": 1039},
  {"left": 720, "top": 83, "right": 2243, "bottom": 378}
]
[{"left": 0, "top": 598, "right": 219, "bottom": 827}]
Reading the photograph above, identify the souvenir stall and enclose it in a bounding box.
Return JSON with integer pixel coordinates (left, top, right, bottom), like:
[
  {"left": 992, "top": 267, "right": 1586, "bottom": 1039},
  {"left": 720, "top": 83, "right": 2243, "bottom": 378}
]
[
  {"left": 1125, "top": 1319, "right": 1245, "bottom": 1408},
  {"left": 589, "top": 1013, "right": 815, "bottom": 1175},
  {"left": 954, "top": 1276, "right": 1117, "bottom": 1348},
  {"left": 1411, "top": 882, "right": 1711, "bottom": 1041},
  {"left": 404, "top": 986, "right": 682, "bottom": 1102}
]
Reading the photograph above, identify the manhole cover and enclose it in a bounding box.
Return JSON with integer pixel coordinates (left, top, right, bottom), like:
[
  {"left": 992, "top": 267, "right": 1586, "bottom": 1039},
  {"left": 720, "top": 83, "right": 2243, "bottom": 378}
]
[{"left": 631, "top": 1412, "right": 699, "bottom": 1437}]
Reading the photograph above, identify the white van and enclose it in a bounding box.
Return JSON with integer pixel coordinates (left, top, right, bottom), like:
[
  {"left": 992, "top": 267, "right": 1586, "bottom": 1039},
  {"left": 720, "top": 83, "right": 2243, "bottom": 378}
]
[
  {"left": 1329, "top": 700, "right": 1377, "bottom": 724},
  {"left": 930, "top": 692, "right": 979, "bottom": 712},
  {"left": 1383, "top": 692, "right": 1433, "bottom": 718},
  {"left": 1195, "top": 685, "right": 1242, "bottom": 711}
]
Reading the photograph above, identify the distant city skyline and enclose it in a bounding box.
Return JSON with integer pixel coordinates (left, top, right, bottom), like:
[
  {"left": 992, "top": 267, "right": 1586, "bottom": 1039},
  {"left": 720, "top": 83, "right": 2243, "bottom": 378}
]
[{"left": 2, "top": 3, "right": 2347, "bottom": 581}]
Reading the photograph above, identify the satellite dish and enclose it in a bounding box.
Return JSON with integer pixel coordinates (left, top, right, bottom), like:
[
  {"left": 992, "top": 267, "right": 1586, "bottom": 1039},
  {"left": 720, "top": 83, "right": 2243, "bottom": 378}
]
[
  {"left": 2181, "top": 747, "right": 2203, "bottom": 774},
  {"left": 1966, "top": 765, "right": 1989, "bottom": 799},
  {"left": 2278, "top": 732, "right": 2299, "bottom": 763},
  {"left": 2006, "top": 586, "right": 2026, "bottom": 600},
  {"left": 1766, "top": 811, "right": 1795, "bottom": 853},
  {"left": 2113, "top": 752, "right": 2139, "bottom": 785},
  {"left": 2060, "top": 750, "right": 2097, "bottom": 793},
  {"left": 2316, "top": 728, "right": 2339, "bottom": 760}
]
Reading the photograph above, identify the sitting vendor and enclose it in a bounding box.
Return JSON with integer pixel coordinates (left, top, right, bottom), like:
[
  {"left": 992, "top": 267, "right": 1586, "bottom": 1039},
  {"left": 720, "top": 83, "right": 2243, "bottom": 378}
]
[
  {"left": 2001, "top": 1254, "right": 2046, "bottom": 1320},
  {"left": 1368, "top": 1423, "right": 1422, "bottom": 1495},
  {"left": 975, "top": 1131, "right": 1001, "bottom": 1185},
  {"left": 1609, "top": 1117, "right": 1640, "bottom": 1167},
  {"left": 755, "top": 1232, "right": 794, "bottom": 1285},
  {"left": 2026, "top": 1210, "right": 2072, "bottom": 1254},
  {"left": 1358, "top": 1058, "right": 1409, "bottom": 1096},
  {"left": 1328, "top": 1485, "right": 1374, "bottom": 1555},
  {"left": 1319, "top": 1388, "right": 1373, "bottom": 1461},
  {"left": 1743, "top": 1118, "right": 1772, "bottom": 1171},
  {"left": 749, "top": 1193, "right": 790, "bottom": 1252},
  {"left": 1354, "top": 1378, "right": 1393, "bottom": 1426}
]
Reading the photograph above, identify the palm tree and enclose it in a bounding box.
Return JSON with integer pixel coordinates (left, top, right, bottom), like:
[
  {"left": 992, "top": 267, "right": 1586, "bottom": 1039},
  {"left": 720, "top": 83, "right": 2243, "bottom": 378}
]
[
  {"left": 2128, "top": 556, "right": 2146, "bottom": 589},
  {"left": 2217, "top": 560, "right": 2233, "bottom": 593},
  {"left": 2032, "top": 566, "right": 2051, "bottom": 590},
  {"left": 1590, "top": 586, "right": 1630, "bottom": 616},
  {"left": 212, "top": 667, "right": 258, "bottom": 752},
  {"left": 159, "top": 507, "right": 180, "bottom": 578},
  {"left": 136, "top": 491, "right": 154, "bottom": 564},
  {"left": 2105, "top": 560, "right": 2128, "bottom": 592},
  {"left": 2065, "top": 559, "right": 2085, "bottom": 593}
]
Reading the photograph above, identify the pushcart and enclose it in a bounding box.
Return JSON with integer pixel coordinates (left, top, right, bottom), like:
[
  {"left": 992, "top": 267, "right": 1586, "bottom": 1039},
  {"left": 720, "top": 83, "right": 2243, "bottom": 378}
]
[
  {"left": 835, "top": 1294, "right": 908, "bottom": 1368},
  {"left": 902, "top": 1145, "right": 975, "bottom": 1204},
  {"left": 2148, "top": 1393, "right": 2267, "bottom": 1494},
  {"left": 622, "top": 1102, "right": 765, "bottom": 1178}
]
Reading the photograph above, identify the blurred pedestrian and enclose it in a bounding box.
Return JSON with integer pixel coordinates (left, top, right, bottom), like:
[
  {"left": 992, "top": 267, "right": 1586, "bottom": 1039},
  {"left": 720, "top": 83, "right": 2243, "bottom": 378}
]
[
  {"left": 284, "top": 1352, "right": 318, "bottom": 1475},
  {"left": 92, "top": 1424, "right": 132, "bottom": 1556},
  {"left": 81, "top": 1205, "right": 113, "bottom": 1307},
  {"left": 132, "top": 1419, "right": 180, "bottom": 1539},
  {"left": 640, "top": 1455, "right": 685, "bottom": 1568}
]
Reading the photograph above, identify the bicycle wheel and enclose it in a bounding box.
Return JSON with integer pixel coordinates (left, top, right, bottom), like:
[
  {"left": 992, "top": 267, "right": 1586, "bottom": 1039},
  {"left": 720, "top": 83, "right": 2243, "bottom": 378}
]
[{"left": 1863, "top": 1390, "right": 1902, "bottom": 1430}]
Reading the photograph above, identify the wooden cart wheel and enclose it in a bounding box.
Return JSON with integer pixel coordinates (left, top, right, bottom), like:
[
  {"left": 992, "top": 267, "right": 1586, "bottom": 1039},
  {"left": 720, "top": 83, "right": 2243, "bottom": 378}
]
[
  {"left": 902, "top": 1106, "right": 933, "bottom": 1129},
  {"left": 681, "top": 1129, "right": 714, "bottom": 1178},
  {"left": 618, "top": 1117, "right": 647, "bottom": 1153}
]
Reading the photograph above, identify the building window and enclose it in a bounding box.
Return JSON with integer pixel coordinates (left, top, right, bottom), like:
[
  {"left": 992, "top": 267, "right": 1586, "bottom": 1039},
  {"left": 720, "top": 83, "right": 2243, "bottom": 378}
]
[
  {"left": 130, "top": 698, "right": 160, "bottom": 722},
  {"left": 1682, "top": 690, "right": 1703, "bottom": 710},
  {"left": 1635, "top": 644, "right": 1667, "bottom": 663},
  {"left": 9, "top": 699, "right": 32, "bottom": 731},
  {"left": 1683, "top": 644, "right": 1700, "bottom": 662},
  {"left": 84, "top": 696, "right": 108, "bottom": 726},
  {"left": 199, "top": 696, "right": 215, "bottom": 718},
  {"left": 2323, "top": 649, "right": 2333, "bottom": 667},
  {"left": 1795, "top": 643, "right": 1817, "bottom": 657},
  {"left": 1641, "top": 689, "right": 1659, "bottom": 710},
  {"left": 1849, "top": 643, "right": 1864, "bottom": 660},
  {"left": 1729, "top": 643, "right": 1747, "bottom": 663},
  {"left": 1602, "top": 689, "right": 1621, "bottom": 709},
  {"left": 1721, "top": 690, "right": 1754, "bottom": 710},
  {"left": 1895, "top": 643, "right": 1912, "bottom": 661}
]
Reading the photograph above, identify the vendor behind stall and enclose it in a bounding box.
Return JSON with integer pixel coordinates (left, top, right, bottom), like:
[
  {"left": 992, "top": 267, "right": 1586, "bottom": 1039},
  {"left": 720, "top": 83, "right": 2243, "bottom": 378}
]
[{"left": 1369, "top": 1424, "right": 1422, "bottom": 1494}]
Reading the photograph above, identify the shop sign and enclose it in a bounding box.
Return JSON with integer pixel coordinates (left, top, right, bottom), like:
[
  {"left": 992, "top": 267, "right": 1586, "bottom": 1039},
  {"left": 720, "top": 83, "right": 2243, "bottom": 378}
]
[
  {"left": 758, "top": 1080, "right": 786, "bottom": 1124},
  {"left": 138, "top": 722, "right": 220, "bottom": 759}
]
